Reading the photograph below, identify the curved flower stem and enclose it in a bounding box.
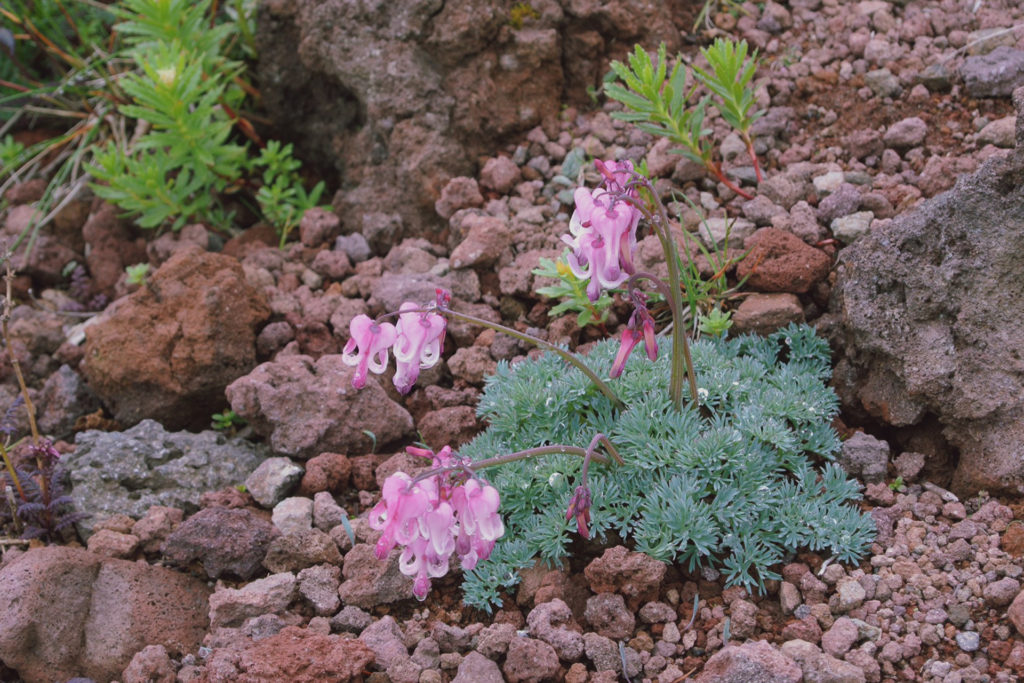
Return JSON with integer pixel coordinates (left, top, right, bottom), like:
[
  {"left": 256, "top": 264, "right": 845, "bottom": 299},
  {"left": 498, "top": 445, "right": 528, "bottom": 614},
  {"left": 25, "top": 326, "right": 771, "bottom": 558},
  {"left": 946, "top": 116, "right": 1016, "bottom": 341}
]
[
  {"left": 438, "top": 306, "right": 625, "bottom": 411},
  {"left": 630, "top": 179, "right": 700, "bottom": 412},
  {"left": 406, "top": 437, "right": 625, "bottom": 489}
]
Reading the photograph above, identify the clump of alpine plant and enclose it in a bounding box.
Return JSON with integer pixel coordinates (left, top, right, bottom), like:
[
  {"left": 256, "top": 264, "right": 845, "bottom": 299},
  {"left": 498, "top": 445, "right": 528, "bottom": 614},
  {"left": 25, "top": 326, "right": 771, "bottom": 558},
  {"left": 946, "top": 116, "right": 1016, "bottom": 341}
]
[{"left": 344, "top": 40, "right": 873, "bottom": 609}]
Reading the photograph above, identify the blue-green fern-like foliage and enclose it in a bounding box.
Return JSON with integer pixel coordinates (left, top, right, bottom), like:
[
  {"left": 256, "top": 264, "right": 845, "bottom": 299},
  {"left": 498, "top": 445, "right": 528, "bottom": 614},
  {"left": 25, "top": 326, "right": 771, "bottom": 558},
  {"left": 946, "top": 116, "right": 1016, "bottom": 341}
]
[{"left": 459, "top": 324, "right": 875, "bottom": 611}]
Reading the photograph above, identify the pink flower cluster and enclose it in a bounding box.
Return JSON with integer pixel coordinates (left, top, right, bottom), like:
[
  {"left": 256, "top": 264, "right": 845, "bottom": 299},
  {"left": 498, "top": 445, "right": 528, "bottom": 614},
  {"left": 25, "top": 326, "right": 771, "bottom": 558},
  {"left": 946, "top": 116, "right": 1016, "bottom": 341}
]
[
  {"left": 369, "top": 445, "right": 504, "bottom": 600},
  {"left": 341, "top": 298, "right": 446, "bottom": 393},
  {"left": 563, "top": 160, "right": 642, "bottom": 301}
]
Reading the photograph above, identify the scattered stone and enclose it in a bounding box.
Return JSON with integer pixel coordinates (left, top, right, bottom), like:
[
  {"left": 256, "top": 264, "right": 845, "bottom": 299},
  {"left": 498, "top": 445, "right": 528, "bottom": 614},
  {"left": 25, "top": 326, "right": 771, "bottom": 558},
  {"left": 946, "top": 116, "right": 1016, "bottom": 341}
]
[
  {"left": 503, "top": 636, "right": 560, "bottom": 683},
  {"left": 837, "top": 431, "right": 889, "bottom": 484},
  {"left": 821, "top": 617, "right": 859, "bottom": 658},
  {"left": 246, "top": 457, "right": 305, "bottom": 508},
  {"left": 80, "top": 246, "right": 269, "bottom": 429},
  {"left": 262, "top": 528, "right": 343, "bottom": 573},
  {"left": 779, "top": 639, "right": 865, "bottom": 683},
  {"left": 272, "top": 496, "right": 313, "bottom": 535},
  {"left": 584, "top": 546, "right": 666, "bottom": 610},
  {"left": 977, "top": 115, "right": 1017, "bottom": 148},
  {"left": 162, "top": 506, "right": 280, "bottom": 580},
  {"left": 736, "top": 228, "right": 832, "bottom": 294},
  {"left": 961, "top": 47, "right": 1024, "bottom": 98},
  {"left": 227, "top": 354, "right": 414, "bottom": 459},
  {"left": 695, "top": 640, "right": 801, "bottom": 683},
  {"left": 831, "top": 211, "right": 874, "bottom": 245},
  {"left": 883, "top": 117, "right": 928, "bottom": 150}
]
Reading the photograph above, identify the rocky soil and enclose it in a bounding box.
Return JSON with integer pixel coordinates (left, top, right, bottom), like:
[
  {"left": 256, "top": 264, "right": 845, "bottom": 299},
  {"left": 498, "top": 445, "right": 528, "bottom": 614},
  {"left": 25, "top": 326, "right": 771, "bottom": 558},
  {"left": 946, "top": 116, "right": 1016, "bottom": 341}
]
[{"left": 2, "top": 0, "right": 1024, "bottom": 682}]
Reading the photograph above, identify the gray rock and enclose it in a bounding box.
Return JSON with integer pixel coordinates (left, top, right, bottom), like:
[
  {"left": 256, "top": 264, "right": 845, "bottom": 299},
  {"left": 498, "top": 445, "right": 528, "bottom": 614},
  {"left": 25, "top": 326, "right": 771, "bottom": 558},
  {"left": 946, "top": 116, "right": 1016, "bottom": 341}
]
[
  {"left": 837, "top": 432, "right": 889, "bottom": 484},
  {"left": 780, "top": 639, "right": 866, "bottom": 683},
  {"left": 817, "top": 183, "right": 862, "bottom": 224},
  {"left": 452, "top": 651, "right": 504, "bottom": 683},
  {"left": 864, "top": 68, "right": 901, "bottom": 98},
  {"left": 698, "top": 217, "right": 757, "bottom": 250},
  {"left": 831, "top": 211, "right": 874, "bottom": 245},
  {"left": 208, "top": 572, "right": 296, "bottom": 629},
  {"left": 883, "top": 117, "right": 928, "bottom": 150},
  {"left": 956, "top": 630, "right": 980, "bottom": 652},
  {"left": 297, "top": 564, "right": 342, "bottom": 616},
  {"left": 829, "top": 102, "right": 1024, "bottom": 495},
  {"left": 67, "top": 420, "right": 268, "bottom": 538},
  {"left": 977, "top": 115, "right": 1017, "bottom": 148},
  {"left": 247, "top": 458, "right": 305, "bottom": 508},
  {"left": 37, "top": 364, "right": 103, "bottom": 439},
  {"left": 330, "top": 605, "right": 373, "bottom": 634},
  {"left": 334, "top": 233, "right": 372, "bottom": 263},
  {"left": 918, "top": 63, "right": 952, "bottom": 92},
  {"left": 271, "top": 496, "right": 313, "bottom": 535},
  {"left": 961, "top": 46, "right": 1024, "bottom": 98}
]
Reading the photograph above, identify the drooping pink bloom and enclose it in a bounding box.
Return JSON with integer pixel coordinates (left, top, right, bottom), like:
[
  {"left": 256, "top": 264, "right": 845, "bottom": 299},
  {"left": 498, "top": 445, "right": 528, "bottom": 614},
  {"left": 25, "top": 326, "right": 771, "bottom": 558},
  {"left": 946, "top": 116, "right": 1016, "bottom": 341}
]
[
  {"left": 392, "top": 302, "right": 447, "bottom": 394},
  {"left": 370, "top": 445, "right": 505, "bottom": 601},
  {"left": 565, "top": 484, "right": 592, "bottom": 539},
  {"left": 342, "top": 315, "right": 397, "bottom": 389},
  {"left": 450, "top": 478, "right": 504, "bottom": 569},
  {"left": 368, "top": 472, "right": 431, "bottom": 560},
  {"left": 563, "top": 162, "right": 642, "bottom": 301},
  {"left": 609, "top": 294, "right": 658, "bottom": 378}
]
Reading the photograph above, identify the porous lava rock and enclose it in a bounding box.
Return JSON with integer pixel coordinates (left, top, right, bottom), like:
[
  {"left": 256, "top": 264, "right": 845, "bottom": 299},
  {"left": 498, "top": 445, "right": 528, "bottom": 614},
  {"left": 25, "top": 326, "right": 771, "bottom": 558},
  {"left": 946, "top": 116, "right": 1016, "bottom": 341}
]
[
  {"left": 200, "top": 625, "right": 375, "bottom": 683},
  {"left": 162, "top": 506, "right": 280, "bottom": 580},
  {"left": 828, "top": 88, "right": 1024, "bottom": 496},
  {"left": 0, "top": 546, "right": 210, "bottom": 683},
  {"left": 66, "top": 420, "right": 268, "bottom": 539},
  {"left": 80, "top": 245, "right": 270, "bottom": 430},
  {"left": 255, "top": 0, "right": 683, "bottom": 237},
  {"left": 226, "top": 353, "right": 414, "bottom": 458}
]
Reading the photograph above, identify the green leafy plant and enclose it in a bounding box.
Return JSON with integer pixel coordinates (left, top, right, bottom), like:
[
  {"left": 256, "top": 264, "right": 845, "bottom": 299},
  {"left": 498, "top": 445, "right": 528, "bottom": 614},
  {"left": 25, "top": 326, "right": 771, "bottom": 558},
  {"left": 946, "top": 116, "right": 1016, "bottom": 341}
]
[
  {"left": 604, "top": 41, "right": 763, "bottom": 199},
  {"left": 249, "top": 140, "right": 326, "bottom": 248},
  {"left": 697, "top": 306, "right": 733, "bottom": 337},
  {"left": 693, "top": 38, "right": 764, "bottom": 182},
  {"left": 459, "top": 325, "right": 873, "bottom": 609},
  {"left": 509, "top": 2, "right": 539, "bottom": 29},
  {"left": 124, "top": 262, "right": 150, "bottom": 286},
  {"left": 211, "top": 410, "right": 246, "bottom": 432},
  {"left": 533, "top": 254, "right": 614, "bottom": 328},
  {"left": 889, "top": 476, "right": 906, "bottom": 492}
]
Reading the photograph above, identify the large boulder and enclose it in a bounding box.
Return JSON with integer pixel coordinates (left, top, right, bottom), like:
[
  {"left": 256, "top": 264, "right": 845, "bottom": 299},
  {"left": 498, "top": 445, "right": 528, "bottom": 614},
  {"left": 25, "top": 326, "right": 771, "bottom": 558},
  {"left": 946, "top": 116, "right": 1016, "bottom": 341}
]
[
  {"left": 828, "top": 87, "right": 1024, "bottom": 496},
  {"left": 226, "top": 354, "right": 414, "bottom": 458},
  {"left": 66, "top": 420, "right": 269, "bottom": 538},
  {"left": 255, "top": 0, "right": 683, "bottom": 237},
  {"left": 80, "top": 245, "right": 271, "bottom": 430},
  {"left": 0, "top": 546, "right": 210, "bottom": 683}
]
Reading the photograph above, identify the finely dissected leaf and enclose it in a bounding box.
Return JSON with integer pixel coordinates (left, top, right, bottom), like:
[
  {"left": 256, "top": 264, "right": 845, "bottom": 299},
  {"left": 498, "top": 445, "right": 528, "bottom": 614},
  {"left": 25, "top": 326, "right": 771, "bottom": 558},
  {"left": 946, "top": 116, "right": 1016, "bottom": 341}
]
[{"left": 458, "top": 324, "right": 874, "bottom": 610}]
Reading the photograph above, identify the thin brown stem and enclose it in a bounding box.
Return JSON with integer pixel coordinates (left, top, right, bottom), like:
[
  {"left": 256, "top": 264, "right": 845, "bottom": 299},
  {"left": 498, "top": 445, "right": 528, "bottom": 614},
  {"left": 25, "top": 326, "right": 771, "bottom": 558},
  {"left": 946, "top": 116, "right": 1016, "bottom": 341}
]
[{"left": 440, "top": 307, "right": 625, "bottom": 411}]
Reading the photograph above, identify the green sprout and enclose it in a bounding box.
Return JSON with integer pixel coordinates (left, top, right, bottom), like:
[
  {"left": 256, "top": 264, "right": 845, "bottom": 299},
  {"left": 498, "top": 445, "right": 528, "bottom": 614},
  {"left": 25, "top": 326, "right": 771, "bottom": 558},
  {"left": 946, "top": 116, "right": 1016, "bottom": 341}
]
[{"left": 124, "top": 263, "right": 150, "bottom": 286}]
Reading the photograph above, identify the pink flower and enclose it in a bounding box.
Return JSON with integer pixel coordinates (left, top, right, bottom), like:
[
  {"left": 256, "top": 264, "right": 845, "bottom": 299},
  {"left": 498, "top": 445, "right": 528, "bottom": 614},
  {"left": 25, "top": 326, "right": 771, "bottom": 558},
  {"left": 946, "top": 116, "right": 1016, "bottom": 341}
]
[
  {"left": 392, "top": 302, "right": 447, "bottom": 394},
  {"left": 369, "top": 445, "right": 505, "bottom": 601},
  {"left": 450, "top": 478, "right": 503, "bottom": 569},
  {"left": 368, "top": 473, "right": 431, "bottom": 560},
  {"left": 342, "top": 315, "right": 397, "bottom": 389},
  {"left": 609, "top": 295, "right": 658, "bottom": 378},
  {"left": 563, "top": 163, "right": 642, "bottom": 301}
]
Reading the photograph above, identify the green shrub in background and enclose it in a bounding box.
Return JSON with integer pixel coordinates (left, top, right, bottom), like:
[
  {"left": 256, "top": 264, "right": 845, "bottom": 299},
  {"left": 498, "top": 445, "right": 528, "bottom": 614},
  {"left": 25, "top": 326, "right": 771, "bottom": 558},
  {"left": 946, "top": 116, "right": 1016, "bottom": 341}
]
[
  {"left": 459, "top": 325, "right": 874, "bottom": 611},
  {"left": 2, "top": 0, "right": 325, "bottom": 243}
]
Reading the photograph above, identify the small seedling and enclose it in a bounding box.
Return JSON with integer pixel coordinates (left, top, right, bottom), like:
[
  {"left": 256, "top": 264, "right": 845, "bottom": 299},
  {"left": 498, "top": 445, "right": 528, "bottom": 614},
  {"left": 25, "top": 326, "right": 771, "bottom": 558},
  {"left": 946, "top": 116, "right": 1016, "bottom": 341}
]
[
  {"left": 211, "top": 410, "right": 245, "bottom": 432},
  {"left": 124, "top": 263, "right": 150, "bottom": 286}
]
